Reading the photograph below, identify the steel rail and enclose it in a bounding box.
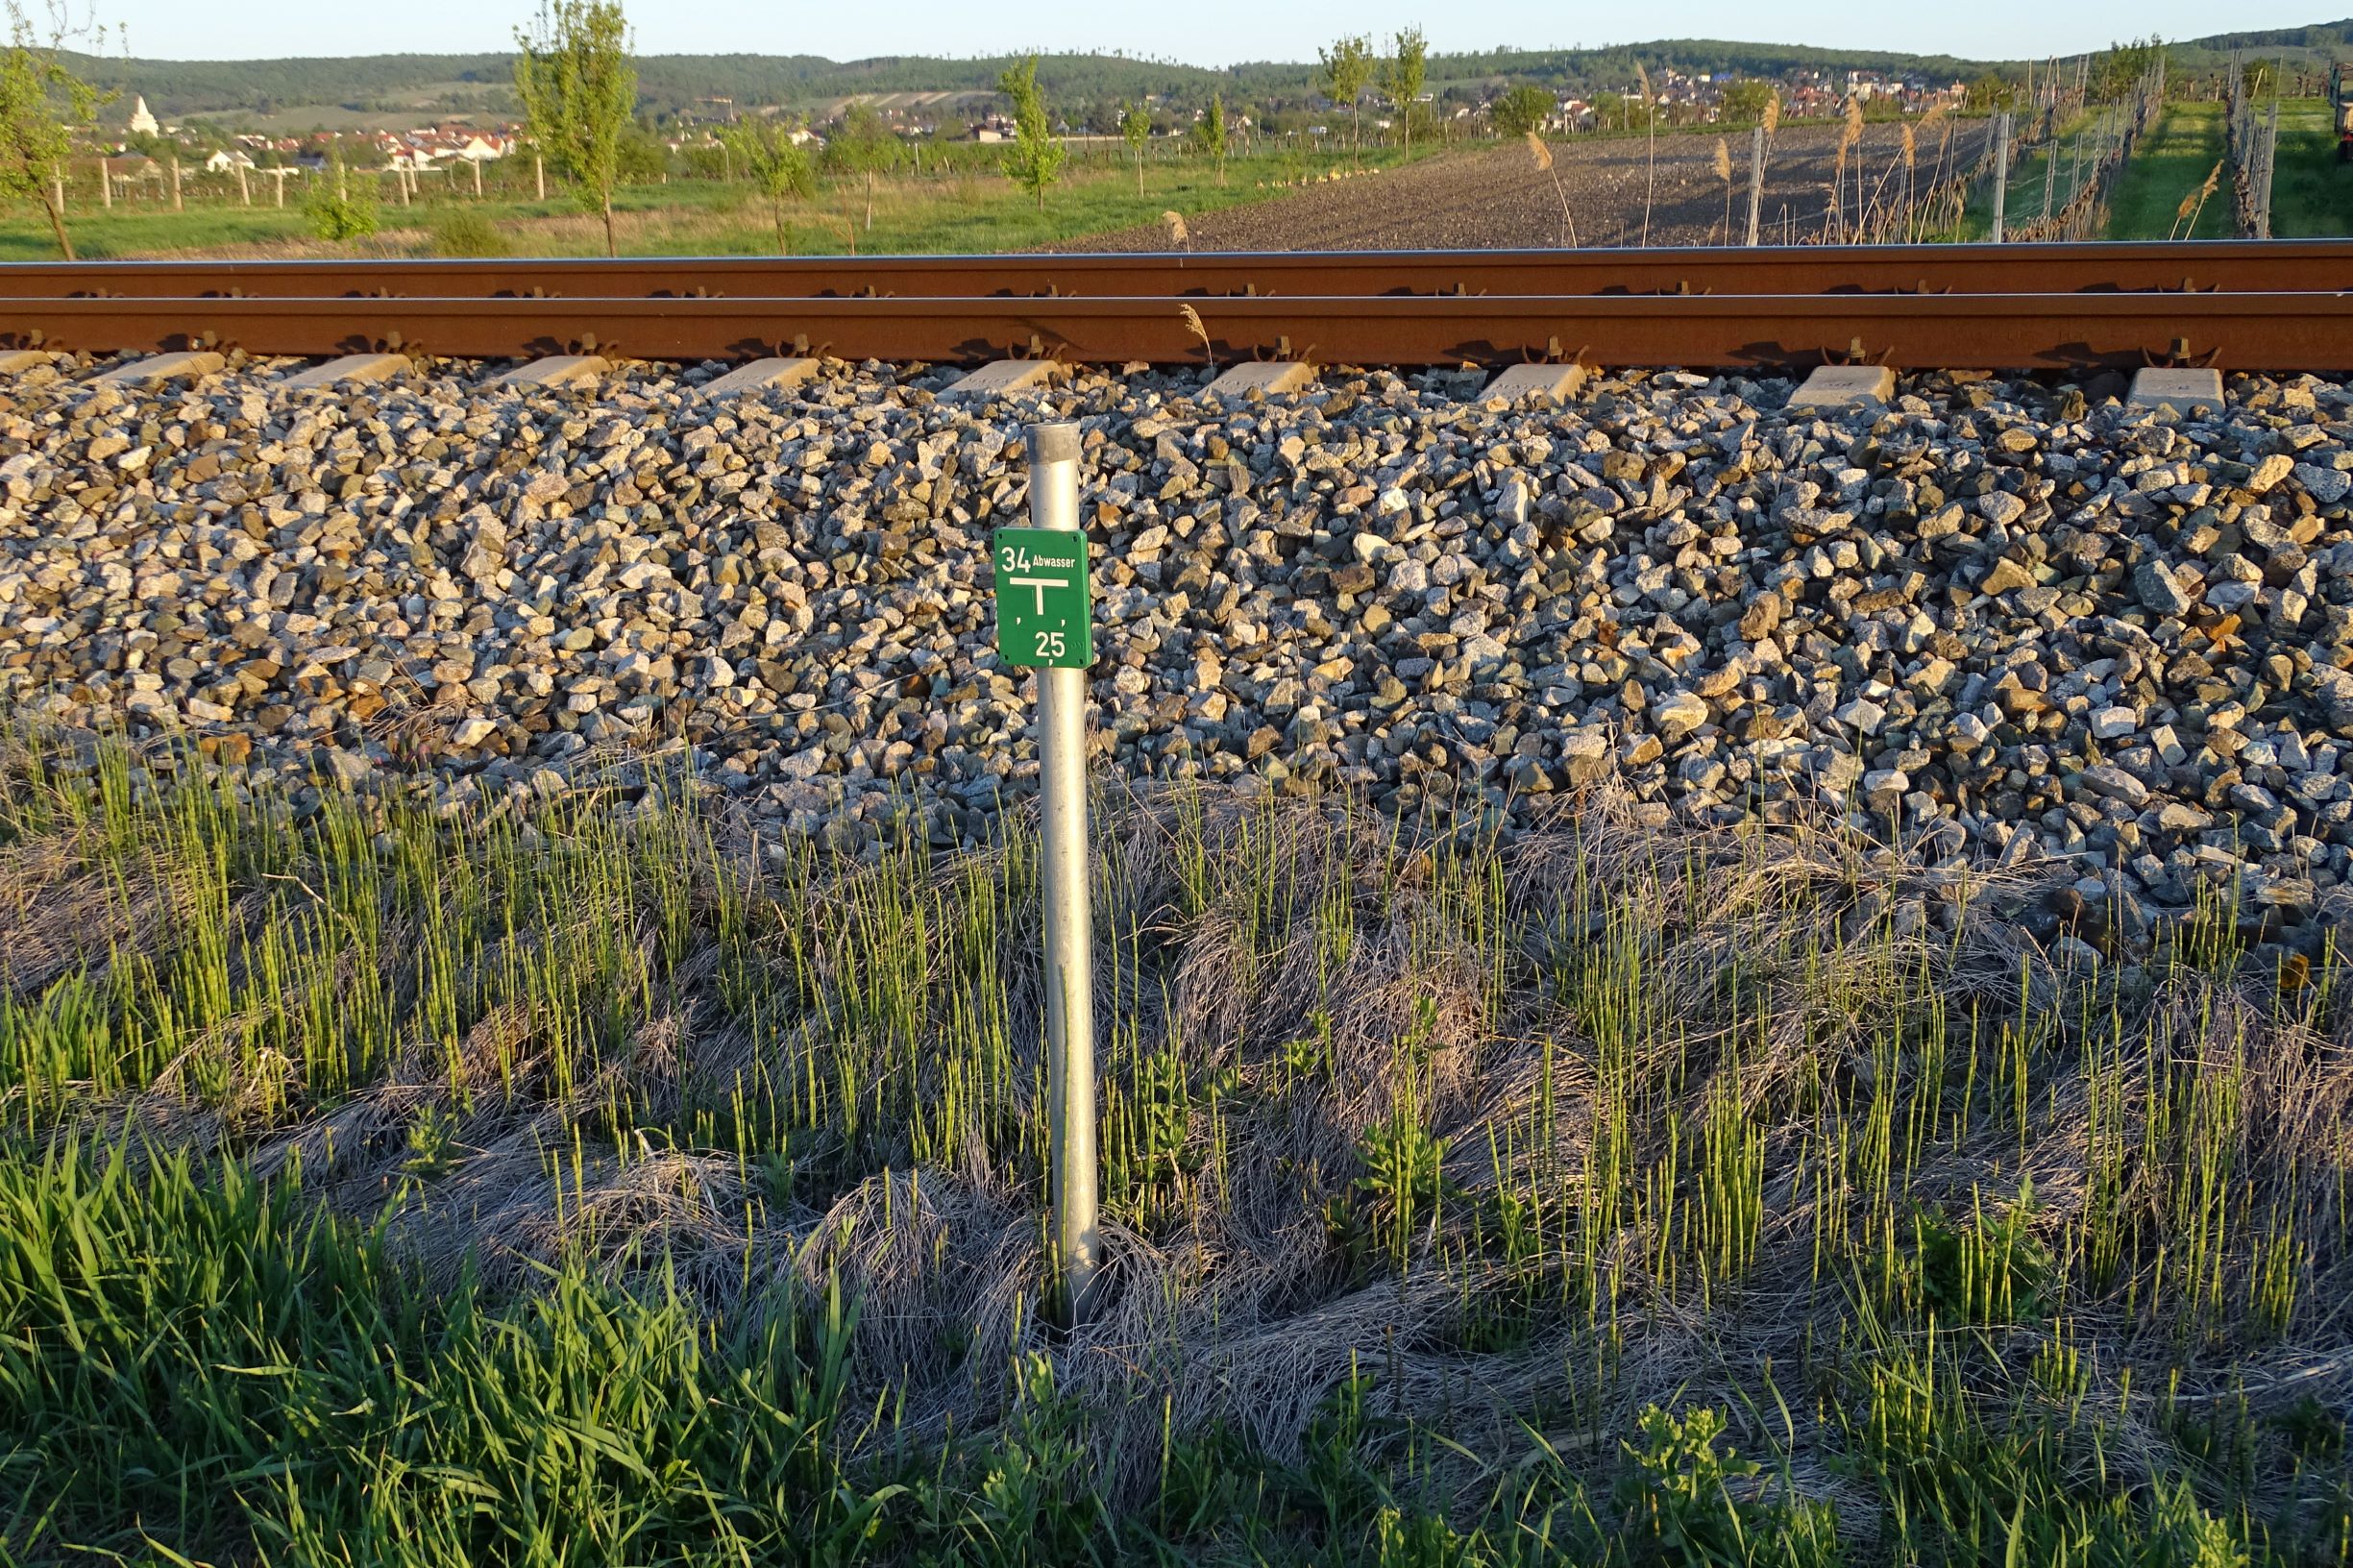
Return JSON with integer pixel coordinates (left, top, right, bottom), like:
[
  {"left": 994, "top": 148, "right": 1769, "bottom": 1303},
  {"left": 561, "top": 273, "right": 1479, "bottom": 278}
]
[
  {"left": 2, "top": 240, "right": 2351, "bottom": 304},
  {"left": 7, "top": 290, "right": 2352, "bottom": 370}
]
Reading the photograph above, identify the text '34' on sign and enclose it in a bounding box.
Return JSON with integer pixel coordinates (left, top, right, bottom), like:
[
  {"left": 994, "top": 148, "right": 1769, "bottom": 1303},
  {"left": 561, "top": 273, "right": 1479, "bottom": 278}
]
[{"left": 991, "top": 527, "right": 1093, "bottom": 669}]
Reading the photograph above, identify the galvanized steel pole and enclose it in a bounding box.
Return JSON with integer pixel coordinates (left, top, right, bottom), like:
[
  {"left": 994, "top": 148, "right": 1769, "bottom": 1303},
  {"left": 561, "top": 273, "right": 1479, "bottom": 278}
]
[{"left": 1027, "top": 421, "right": 1099, "bottom": 1324}]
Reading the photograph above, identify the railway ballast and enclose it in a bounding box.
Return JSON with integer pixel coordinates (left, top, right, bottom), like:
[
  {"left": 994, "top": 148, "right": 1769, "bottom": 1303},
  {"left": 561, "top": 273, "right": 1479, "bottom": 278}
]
[{"left": 0, "top": 316, "right": 2346, "bottom": 963}]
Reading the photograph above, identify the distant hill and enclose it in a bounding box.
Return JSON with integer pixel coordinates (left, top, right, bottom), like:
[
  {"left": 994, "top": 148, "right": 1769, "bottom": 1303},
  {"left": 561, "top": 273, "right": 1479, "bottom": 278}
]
[
  {"left": 55, "top": 22, "right": 2353, "bottom": 133},
  {"left": 1386, "top": 39, "right": 1996, "bottom": 90},
  {"left": 2170, "top": 19, "right": 2353, "bottom": 56},
  {"left": 57, "top": 50, "right": 1245, "bottom": 126},
  {"left": 54, "top": 41, "right": 1998, "bottom": 132}
]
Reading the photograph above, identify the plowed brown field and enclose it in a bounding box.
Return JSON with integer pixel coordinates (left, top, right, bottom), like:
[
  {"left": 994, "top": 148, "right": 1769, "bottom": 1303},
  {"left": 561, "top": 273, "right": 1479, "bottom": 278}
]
[{"left": 1061, "top": 121, "right": 1997, "bottom": 252}]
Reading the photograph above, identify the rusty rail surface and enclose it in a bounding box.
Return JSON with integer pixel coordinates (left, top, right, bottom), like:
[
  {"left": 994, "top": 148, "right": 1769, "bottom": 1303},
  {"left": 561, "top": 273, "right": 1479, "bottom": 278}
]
[
  {"left": 5, "top": 289, "right": 2350, "bottom": 371},
  {"left": 2, "top": 241, "right": 2351, "bottom": 305}
]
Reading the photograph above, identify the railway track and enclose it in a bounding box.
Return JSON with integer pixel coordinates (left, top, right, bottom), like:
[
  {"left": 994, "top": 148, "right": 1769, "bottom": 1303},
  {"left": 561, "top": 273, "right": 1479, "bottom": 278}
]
[
  {"left": 3, "top": 240, "right": 2351, "bottom": 302},
  {"left": 5, "top": 289, "right": 2351, "bottom": 374},
  {"left": 2, "top": 242, "right": 2349, "bottom": 373}
]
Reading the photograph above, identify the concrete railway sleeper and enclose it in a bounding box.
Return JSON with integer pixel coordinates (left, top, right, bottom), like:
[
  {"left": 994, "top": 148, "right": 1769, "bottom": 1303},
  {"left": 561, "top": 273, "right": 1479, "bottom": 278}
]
[{"left": 0, "top": 342, "right": 2225, "bottom": 416}]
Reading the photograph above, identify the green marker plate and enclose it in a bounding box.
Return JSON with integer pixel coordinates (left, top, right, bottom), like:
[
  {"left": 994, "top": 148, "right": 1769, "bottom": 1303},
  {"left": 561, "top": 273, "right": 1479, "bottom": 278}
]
[{"left": 991, "top": 527, "right": 1092, "bottom": 669}]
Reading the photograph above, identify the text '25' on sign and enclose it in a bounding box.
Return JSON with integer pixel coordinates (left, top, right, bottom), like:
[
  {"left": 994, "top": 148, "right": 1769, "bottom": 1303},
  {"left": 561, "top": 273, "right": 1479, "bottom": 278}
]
[{"left": 992, "top": 527, "right": 1093, "bottom": 669}]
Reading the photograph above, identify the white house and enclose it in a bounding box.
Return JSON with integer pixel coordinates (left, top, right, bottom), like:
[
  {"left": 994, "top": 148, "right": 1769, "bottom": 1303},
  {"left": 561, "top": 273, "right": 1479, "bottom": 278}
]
[{"left": 203, "top": 149, "right": 256, "bottom": 173}]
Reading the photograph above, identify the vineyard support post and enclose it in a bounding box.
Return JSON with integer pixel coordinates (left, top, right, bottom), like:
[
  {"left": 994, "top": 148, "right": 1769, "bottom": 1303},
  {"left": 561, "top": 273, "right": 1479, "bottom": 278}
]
[
  {"left": 1745, "top": 123, "right": 1765, "bottom": 246},
  {"left": 2260, "top": 99, "right": 2279, "bottom": 239},
  {"left": 1991, "top": 112, "right": 2011, "bottom": 242}
]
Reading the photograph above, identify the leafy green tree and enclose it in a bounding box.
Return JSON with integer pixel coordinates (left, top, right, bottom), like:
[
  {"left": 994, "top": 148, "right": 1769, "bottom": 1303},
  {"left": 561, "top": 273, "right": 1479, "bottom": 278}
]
[
  {"left": 823, "top": 102, "right": 896, "bottom": 232},
  {"left": 1488, "top": 84, "right": 1554, "bottom": 138},
  {"left": 0, "top": 3, "right": 109, "bottom": 259},
  {"left": 1719, "top": 80, "right": 1777, "bottom": 124},
  {"left": 429, "top": 208, "right": 509, "bottom": 257},
  {"left": 1589, "top": 90, "right": 1628, "bottom": 132},
  {"left": 1964, "top": 72, "right": 2016, "bottom": 112},
  {"left": 998, "top": 55, "right": 1065, "bottom": 211},
  {"left": 721, "top": 117, "right": 815, "bottom": 253},
  {"left": 512, "top": 0, "right": 637, "bottom": 257},
  {"left": 2093, "top": 37, "right": 2165, "bottom": 103},
  {"left": 1319, "top": 34, "right": 1374, "bottom": 161},
  {"left": 1384, "top": 27, "right": 1427, "bottom": 153},
  {"left": 1190, "top": 92, "right": 1228, "bottom": 186},
  {"left": 1119, "top": 100, "right": 1148, "bottom": 195},
  {"left": 303, "top": 155, "right": 379, "bottom": 242},
  {"left": 615, "top": 130, "right": 666, "bottom": 183}
]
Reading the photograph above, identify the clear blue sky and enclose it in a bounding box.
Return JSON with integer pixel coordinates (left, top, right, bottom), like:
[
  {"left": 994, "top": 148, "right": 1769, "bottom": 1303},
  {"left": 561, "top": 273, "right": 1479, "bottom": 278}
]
[{"left": 91, "top": 0, "right": 2329, "bottom": 62}]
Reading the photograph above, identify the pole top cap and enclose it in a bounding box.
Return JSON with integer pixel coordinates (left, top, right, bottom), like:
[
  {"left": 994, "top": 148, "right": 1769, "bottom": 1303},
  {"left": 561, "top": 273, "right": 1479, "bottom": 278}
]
[{"left": 1027, "top": 422, "right": 1083, "bottom": 465}]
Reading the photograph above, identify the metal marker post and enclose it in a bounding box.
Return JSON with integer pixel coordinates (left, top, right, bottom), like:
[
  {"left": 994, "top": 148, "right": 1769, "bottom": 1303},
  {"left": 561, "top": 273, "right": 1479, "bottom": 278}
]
[{"left": 1003, "top": 422, "right": 1098, "bottom": 1323}]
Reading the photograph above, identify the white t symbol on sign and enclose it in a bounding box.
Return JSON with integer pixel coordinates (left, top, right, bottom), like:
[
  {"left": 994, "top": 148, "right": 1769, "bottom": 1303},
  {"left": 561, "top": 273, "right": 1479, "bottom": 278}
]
[{"left": 1010, "top": 576, "right": 1057, "bottom": 614}]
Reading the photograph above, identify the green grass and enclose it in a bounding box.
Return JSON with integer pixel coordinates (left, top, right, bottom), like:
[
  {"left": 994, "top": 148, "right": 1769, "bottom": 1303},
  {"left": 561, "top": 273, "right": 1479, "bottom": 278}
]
[
  {"left": 2262, "top": 99, "right": 2353, "bottom": 238},
  {"left": 0, "top": 202, "right": 317, "bottom": 260},
  {"left": 1949, "top": 110, "right": 2142, "bottom": 242},
  {"left": 0, "top": 141, "right": 1442, "bottom": 262},
  {"left": 1994, "top": 110, "right": 2108, "bottom": 231},
  {"left": 0, "top": 730, "right": 2347, "bottom": 1565},
  {"left": 2106, "top": 102, "right": 2234, "bottom": 240},
  {"left": 2105, "top": 99, "right": 2353, "bottom": 240}
]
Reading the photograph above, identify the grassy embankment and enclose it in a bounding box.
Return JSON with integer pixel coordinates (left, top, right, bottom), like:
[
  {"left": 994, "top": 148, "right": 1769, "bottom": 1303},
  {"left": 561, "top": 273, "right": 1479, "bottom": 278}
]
[
  {"left": 2105, "top": 99, "right": 2353, "bottom": 239},
  {"left": 0, "top": 140, "right": 1441, "bottom": 262},
  {"left": 1, "top": 730, "right": 2346, "bottom": 1565},
  {"left": 2106, "top": 102, "right": 2234, "bottom": 240},
  {"left": 2263, "top": 99, "right": 2353, "bottom": 238},
  {"left": 1939, "top": 109, "right": 2098, "bottom": 239},
  {"left": 1952, "top": 103, "right": 2242, "bottom": 242},
  {"left": 1980, "top": 108, "right": 2108, "bottom": 233}
]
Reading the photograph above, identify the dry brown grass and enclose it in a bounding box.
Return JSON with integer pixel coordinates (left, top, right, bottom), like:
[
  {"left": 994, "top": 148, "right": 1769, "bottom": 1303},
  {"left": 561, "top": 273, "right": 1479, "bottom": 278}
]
[
  {"left": 1176, "top": 302, "right": 1212, "bottom": 368},
  {"left": 2174, "top": 158, "right": 2225, "bottom": 240},
  {"left": 1525, "top": 131, "right": 1580, "bottom": 246}
]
